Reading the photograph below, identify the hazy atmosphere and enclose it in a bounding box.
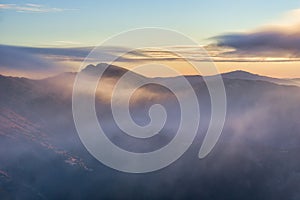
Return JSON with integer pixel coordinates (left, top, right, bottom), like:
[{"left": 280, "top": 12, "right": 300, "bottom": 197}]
[{"left": 1, "top": 1, "right": 300, "bottom": 200}]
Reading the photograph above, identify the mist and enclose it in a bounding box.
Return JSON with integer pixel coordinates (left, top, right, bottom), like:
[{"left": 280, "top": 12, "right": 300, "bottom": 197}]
[{"left": 1, "top": 66, "right": 300, "bottom": 199}]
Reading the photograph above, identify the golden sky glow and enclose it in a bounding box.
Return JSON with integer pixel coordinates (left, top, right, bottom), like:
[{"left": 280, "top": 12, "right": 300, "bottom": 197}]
[{"left": 1, "top": 3, "right": 300, "bottom": 79}]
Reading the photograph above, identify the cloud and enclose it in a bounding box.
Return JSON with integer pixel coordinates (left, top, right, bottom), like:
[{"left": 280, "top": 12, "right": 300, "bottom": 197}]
[
  {"left": 1, "top": 43, "right": 293, "bottom": 79},
  {"left": 213, "top": 29, "right": 300, "bottom": 58},
  {"left": 0, "top": 44, "right": 152, "bottom": 77},
  {"left": 0, "top": 44, "right": 105, "bottom": 78},
  {"left": 54, "top": 41, "right": 83, "bottom": 46},
  {"left": 0, "top": 45, "right": 59, "bottom": 70},
  {"left": 269, "top": 9, "right": 300, "bottom": 27},
  {"left": 212, "top": 9, "right": 300, "bottom": 60},
  {"left": 0, "top": 3, "right": 77, "bottom": 13}
]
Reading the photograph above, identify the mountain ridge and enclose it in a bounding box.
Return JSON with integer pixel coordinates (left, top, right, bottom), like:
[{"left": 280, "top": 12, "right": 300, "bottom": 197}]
[{"left": 1, "top": 64, "right": 299, "bottom": 87}]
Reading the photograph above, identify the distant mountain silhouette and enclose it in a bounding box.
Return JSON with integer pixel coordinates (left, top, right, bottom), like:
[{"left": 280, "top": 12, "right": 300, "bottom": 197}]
[
  {"left": 41, "top": 64, "right": 300, "bottom": 87},
  {"left": 221, "top": 70, "right": 300, "bottom": 86},
  {"left": 82, "top": 63, "right": 144, "bottom": 80}
]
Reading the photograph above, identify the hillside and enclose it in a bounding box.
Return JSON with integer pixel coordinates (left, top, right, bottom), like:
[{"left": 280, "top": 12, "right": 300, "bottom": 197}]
[{"left": 1, "top": 64, "right": 300, "bottom": 199}]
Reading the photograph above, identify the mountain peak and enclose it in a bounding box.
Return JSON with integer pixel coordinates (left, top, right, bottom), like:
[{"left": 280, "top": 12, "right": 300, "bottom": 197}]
[
  {"left": 81, "top": 63, "right": 146, "bottom": 80},
  {"left": 222, "top": 70, "right": 261, "bottom": 78},
  {"left": 81, "top": 63, "right": 131, "bottom": 78},
  {"left": 221, "top": 70, "right": 300, "bottom": 86}
]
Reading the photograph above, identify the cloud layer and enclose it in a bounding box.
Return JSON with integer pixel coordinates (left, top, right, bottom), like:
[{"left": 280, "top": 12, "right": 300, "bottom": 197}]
[
  {"left": 2, "top": 7, "right": 300, "bottom": 78},
  {"left": 0, "top": 45, "right": 149, "bottom": 77},
  {"left": 0, "top": 45, "right": 91, "bottom": 72},
  {"left": 212, "top": 9, "right": 300, "bottom": 60},
  {"left": 213, "top": 29, "right": 300, "bottom": 58},
  {"left": 0, "top": 3, "right": 77, "bottom": 13}
]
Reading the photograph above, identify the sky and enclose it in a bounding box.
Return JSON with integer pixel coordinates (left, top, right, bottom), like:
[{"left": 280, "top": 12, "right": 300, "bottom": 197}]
[{"left": 1, "top": 0, "right": 300, "bottom": 78}]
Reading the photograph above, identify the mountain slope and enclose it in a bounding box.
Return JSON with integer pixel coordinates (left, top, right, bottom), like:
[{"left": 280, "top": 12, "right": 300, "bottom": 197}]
[
  {"left": 221, "top": 70, "right": 300, "bottom": 86},
  {"left": 1, "top": 65, "right": 300, "bottom": 199}
]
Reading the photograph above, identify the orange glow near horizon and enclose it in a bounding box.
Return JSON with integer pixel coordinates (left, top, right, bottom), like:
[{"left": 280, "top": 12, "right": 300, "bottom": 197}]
[
  {"left": 114, "top": 60, "right": 300, "bottom": 79},
  {"left": 1, "top": 60, "right": 300, "bottom": 79}
]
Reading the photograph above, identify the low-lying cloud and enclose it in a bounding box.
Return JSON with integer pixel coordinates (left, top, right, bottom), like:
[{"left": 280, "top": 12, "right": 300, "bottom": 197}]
[{"left": 0, "top": 45, "right": 145, "bottom": 77}]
